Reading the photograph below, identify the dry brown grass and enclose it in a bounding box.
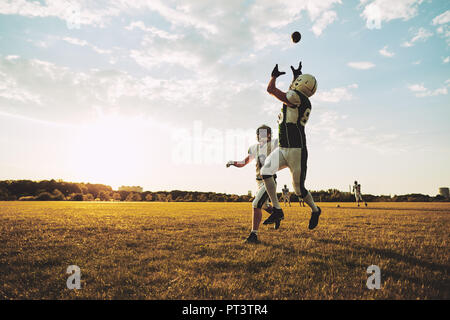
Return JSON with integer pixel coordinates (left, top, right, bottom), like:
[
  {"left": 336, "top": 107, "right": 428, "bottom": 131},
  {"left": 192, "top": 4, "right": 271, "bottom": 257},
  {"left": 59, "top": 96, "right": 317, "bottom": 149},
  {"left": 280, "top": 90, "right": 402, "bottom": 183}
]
[{"left": 0, "top": 201, "right": 448, "bottom": 299}]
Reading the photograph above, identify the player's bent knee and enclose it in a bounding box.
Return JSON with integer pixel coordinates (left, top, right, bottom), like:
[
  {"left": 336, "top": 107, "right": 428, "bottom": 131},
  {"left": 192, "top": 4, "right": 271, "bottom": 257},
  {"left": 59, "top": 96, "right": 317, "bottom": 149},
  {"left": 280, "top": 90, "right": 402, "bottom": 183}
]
[{"left": 252, "top": 197, "right": 265, "bottom": 209}]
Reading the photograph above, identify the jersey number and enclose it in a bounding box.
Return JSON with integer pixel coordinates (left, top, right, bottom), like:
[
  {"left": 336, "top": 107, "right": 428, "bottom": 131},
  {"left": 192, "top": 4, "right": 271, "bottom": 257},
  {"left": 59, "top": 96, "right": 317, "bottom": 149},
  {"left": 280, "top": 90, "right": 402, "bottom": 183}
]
[{"left": 300, "top": 108, "right": 311, "bottom": 126}]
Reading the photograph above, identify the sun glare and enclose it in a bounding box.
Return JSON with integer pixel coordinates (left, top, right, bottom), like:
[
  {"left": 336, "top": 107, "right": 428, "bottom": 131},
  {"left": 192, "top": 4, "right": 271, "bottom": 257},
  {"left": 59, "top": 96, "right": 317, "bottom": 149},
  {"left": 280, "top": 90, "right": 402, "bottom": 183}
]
[{"left": 68, "top": 114, "right": 152, "bottom": 189}]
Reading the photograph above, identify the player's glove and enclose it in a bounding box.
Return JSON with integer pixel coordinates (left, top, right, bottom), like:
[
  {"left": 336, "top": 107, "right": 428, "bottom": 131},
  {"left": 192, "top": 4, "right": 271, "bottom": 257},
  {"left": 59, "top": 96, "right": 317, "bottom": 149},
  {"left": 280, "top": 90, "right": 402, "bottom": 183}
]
[
  {"left": 226, "top": 161, "right": 234, "bottom": 168},
  {"left": 290, "top": 61, "right": 302, "bottom": 80},
  {"left": 271, "top": 64, "right": 286, "bottom": 78}
]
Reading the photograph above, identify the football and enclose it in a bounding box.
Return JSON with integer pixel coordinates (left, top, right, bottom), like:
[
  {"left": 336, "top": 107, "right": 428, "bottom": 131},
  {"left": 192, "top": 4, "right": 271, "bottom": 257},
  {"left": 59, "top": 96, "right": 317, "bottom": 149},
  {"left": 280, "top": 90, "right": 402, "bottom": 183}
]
[{"left": 291, "top": 31, "right": 301, "bottom": 43}]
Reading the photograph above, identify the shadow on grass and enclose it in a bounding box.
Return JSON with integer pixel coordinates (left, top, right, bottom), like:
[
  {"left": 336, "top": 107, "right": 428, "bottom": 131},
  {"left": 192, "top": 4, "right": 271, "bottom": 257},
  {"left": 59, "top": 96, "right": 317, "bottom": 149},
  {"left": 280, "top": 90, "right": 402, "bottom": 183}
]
[
  {"left": 341, "top": 207, "right": 450, "bottom": 213},
  {"left": 315, "top": 238, "right": 449, "bottom": 273}
]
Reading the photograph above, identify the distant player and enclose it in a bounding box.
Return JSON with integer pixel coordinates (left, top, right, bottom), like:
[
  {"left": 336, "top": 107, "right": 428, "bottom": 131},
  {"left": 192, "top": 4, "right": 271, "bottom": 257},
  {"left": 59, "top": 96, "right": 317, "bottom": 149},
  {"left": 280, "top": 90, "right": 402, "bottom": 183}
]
[
  {"left": 281, "top": 185, "right": 291, "bottom": 207},
  {"left": 353, "top": 181, "right": 367, "bottom": 207},
  {"left": 226, "top": 125, "right": 279, "bottom": 244},
  {"left": 261, "top": 62, "right": 322, "bottom": 230}
]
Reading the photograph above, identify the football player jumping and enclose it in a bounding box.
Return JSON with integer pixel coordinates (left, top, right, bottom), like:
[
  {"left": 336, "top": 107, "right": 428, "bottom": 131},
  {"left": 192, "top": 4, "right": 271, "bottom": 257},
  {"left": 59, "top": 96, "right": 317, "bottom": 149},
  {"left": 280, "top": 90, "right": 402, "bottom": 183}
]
[
  {"left": 226, "top": 125, "right": 279, "bottom": 243},
  {"left": 260, "top": 62, "right": 322, "bottom": 230}
]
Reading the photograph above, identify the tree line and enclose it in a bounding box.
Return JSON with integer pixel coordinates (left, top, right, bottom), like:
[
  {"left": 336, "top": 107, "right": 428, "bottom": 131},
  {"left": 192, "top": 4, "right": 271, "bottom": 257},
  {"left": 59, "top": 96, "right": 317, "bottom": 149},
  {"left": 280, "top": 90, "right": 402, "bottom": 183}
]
[{"left": 0, "top": 180, "right": 447, "bottom": 202}]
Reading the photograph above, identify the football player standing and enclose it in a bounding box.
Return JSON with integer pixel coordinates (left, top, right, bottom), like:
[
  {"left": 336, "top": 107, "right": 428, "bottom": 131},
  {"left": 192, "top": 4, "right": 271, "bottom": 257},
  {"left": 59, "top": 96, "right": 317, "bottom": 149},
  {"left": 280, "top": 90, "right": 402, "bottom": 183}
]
[
  {"left": 226, "top": 125, "right": 279, "bottom": 243},
  {"left": 281, "top": 185, "right": 291, "bottom": 207},
  {"left": 353, "top": 180, "right": 368, "bottom": 207}
]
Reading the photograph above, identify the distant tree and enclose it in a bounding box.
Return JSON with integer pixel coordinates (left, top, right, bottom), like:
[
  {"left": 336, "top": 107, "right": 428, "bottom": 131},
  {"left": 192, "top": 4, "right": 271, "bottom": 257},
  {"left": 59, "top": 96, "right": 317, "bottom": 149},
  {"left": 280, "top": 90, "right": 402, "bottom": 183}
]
[
  {"left": 155, "top": 193, "right": 166, "bottom": 202},
  {"left": 83, "top": 193, "right": 94, "bottom": 201},
  {"left": 145, "top": 194, "right": 153, "bottom": 201},
  {"left": 52, "top": 189, "right": 65, "bottom": 201},
  {"left": 126, "top": 193, "right": 134, "bottom": 201},
  {"left": 70, "top": 193, "right": 83, "bottom": 201},
  {"left": 98, "top": 191, "right": 111, "bottom": 201},
  {"left": 126, "top": 192, "right": 142, "bottom": 202},
  {"left": 112, "top": 193, "right": 121, "bottom": 201},
  {"left": 0, "top": 188, "right": 9, "bottom": 200},
  {"left": 36, "top": 192, "right": 53, "bottom": 201}
]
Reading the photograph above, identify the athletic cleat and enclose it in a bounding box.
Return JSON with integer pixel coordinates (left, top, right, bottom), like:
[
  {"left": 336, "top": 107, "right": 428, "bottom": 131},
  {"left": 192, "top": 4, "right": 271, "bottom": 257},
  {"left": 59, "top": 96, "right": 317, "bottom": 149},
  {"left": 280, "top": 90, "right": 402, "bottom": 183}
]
[
  {"left": 308, "top": 206, "right": 321, "bottom": 230},
  {"left": 245, "top": 232, "right": 260, "bottom": 244},
  {"left": 365, "top": 202, "right": 368, "bottom": 207},
  {"left": 274, "top": 219, "right": 281, "bottom": 230},
  {"left": 263, "top": 208, "right": 284, "bottom": 225},
  {"left": 264, "top": 206, "right": 274, "bottom": 215}
]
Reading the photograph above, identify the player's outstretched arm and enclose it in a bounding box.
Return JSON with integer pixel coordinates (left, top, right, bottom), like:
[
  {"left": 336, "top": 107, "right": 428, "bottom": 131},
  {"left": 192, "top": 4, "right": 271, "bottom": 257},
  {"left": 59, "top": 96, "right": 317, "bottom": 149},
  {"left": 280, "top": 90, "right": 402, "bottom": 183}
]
[
  {"left": 267, "top": 77, "right": 293, "bottom": 106},
  {"left": 226, "top": 155, "right": 252, "bottom": 168}
]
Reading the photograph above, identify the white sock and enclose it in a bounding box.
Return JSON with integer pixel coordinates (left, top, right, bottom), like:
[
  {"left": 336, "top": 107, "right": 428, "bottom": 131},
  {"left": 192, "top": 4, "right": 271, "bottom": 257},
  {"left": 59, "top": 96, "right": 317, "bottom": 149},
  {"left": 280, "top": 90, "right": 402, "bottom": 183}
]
[
  {"left": 304, "top": 191, "right": 318, "bottom": 212},
  {"left": 263, "top": 177, "right": 281, "bottom": 209}
]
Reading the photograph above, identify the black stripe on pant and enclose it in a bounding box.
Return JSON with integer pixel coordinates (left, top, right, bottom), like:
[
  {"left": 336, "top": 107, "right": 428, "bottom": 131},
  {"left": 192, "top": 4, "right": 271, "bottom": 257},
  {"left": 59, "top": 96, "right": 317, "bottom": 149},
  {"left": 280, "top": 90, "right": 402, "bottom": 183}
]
[
  {"left": 256, "top": 191, "right": 269, "bottom": 209},
  {"left": 299, "top": 147, "right": 308, "bottom": 198}
]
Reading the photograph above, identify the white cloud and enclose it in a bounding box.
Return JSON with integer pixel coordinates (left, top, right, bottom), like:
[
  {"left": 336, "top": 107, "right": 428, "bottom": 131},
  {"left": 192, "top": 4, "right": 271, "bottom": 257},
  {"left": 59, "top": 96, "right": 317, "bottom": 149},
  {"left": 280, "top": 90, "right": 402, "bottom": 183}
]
[
  {"left": 0, "top": 55, "right": 270, "bottom": 129},
  {"left": 62, "top": 36, "right": 112, "bottom": 55},
  {"left": 443, "top": 56, "right": 450, "bottom": 64},
  {"left": 0, "top": 65, "right": 42, "bottom": 105},
  {"left": 62, "top": 37, "right": 88, "bottom": 47},
  {"left": 408, "top": 82, "right": 449, "bottom": 97},
  {"left": 432, "top": 10, "right": 450, "bottom": 25},
  {"left": 360, "top": 0, "right": 423, "bottom": 28},
  {"left": 311, "top": 10, "right": 338, "bottom": 36},
  {"left": 125, "top": 21, "right": 180, "bottom": 40},
  {"left": 379, "top": 45, "right": 395, "bottom": 57},
  {"left": 401, "top": 28, "right": 433, "bottom": 47},
  {"left": 347, "top": 61, "right": 375, "bottom": 70},
  {"left": 0, "top": 0, "right": 118, "bottom": 28},
  {"left": 412, "top": 60, "right": 421, "bottom": 65},
  {"left": 407, "top": 83, "right": 427, "bottom": 92},
  {"left": 310, "top": 110, "right": 404, "bottom": 154},
  {"left": 314, "top": 84, "right": 358, "bottom": 103},
  {"left": 432, "top": 10, "right": 450, "bottom": 46}
]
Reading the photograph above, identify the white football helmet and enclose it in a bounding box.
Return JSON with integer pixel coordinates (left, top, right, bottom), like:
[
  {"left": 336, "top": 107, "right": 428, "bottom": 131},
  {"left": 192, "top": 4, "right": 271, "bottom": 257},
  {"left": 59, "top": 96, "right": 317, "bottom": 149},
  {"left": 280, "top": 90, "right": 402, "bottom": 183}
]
[{"left": 289, "top": 74, "right": 317, "bottom": 98}]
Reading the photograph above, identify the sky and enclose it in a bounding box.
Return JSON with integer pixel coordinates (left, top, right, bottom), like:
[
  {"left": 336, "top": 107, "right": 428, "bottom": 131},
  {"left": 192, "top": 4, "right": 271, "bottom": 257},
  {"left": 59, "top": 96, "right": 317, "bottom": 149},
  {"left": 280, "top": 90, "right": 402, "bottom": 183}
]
[{"left": 0, "top": 0, "right": 449, "bottom": 196}]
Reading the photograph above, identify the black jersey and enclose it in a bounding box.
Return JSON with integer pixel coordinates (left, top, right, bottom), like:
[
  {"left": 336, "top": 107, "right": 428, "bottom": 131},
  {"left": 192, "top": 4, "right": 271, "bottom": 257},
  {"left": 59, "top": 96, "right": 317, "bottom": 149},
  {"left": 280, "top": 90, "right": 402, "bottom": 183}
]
[{"left": 277, "top": 89, "right": 311, "bottom": 148}]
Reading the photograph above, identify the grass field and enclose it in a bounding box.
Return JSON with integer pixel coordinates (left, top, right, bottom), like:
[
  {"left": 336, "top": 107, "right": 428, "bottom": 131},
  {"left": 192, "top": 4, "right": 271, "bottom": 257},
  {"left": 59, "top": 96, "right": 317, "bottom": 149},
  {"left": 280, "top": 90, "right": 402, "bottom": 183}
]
[{"left": 0, "top": 201, "right": 448, "bottom": 300}]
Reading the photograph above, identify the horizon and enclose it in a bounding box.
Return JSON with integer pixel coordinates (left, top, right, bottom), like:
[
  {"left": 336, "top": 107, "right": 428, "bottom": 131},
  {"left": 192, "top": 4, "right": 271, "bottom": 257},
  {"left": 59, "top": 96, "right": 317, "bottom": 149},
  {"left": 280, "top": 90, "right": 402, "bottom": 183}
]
[
  {"left": 1, "top": 1, "right": 449, "bottom": 197},
  {"left": 0, "top": 178, "right": 446, "bottom": 197}
]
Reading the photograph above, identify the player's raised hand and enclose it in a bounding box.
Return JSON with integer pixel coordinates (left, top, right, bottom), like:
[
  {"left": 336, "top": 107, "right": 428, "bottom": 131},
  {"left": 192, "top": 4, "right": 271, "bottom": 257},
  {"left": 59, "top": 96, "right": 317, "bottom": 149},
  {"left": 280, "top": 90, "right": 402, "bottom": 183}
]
[
  {"left": 271, "top": 64, "right": 286, "bottom": 78},
  {"left": 290, "top": 61, "right": 302, "bottom": 80}
]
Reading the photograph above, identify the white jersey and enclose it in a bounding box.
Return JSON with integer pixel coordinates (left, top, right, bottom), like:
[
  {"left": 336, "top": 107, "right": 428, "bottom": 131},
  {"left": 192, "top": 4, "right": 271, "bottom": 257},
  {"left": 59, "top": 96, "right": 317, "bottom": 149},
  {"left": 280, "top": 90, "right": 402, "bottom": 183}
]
[
  {"left": 353, "top": 183, "right": 361, "bottom": 194},
  {"left": 282, "top": 187, "right": 289, "bottom": 195},
  {"left": 248, "top": 139, "right": 278, "bottom": 180}
]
